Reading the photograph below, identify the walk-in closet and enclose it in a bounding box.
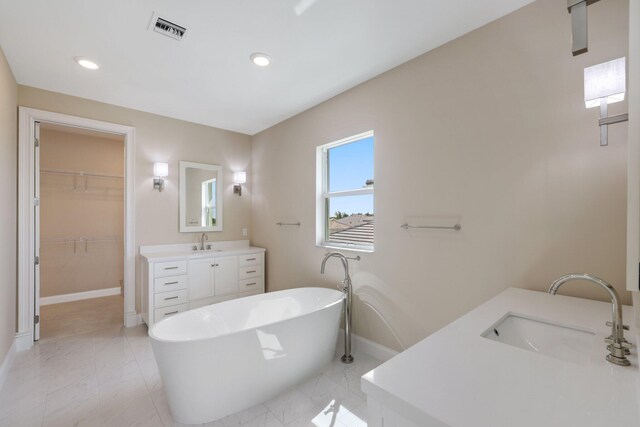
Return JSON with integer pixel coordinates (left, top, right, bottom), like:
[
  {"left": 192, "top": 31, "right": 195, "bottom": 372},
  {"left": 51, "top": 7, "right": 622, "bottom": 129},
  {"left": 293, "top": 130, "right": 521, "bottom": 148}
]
[{"left": 38, "top": 123, "right": 125, "bottom": 339}]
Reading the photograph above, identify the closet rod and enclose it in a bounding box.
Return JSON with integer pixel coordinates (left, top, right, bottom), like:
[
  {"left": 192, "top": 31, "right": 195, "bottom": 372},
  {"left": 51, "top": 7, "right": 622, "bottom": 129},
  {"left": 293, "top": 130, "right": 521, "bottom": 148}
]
[
  {"left": 41, "top": 236, "right": 123, "bottom": 244},
  {"left": 40, "top": 168, "right": 124, "bottom": 179}
]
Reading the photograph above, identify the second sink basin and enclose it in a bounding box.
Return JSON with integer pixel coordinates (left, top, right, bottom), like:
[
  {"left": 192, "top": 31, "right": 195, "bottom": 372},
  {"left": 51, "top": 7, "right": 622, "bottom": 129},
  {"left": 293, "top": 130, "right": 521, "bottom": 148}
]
[{"left": 482, "top": 313, "right": 596, "bottom": 364}]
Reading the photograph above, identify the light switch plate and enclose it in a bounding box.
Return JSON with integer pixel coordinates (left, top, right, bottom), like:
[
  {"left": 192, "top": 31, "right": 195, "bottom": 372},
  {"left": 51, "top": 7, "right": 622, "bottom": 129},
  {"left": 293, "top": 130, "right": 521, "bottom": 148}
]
[{"left": 242, "top": 228, "right": 248, "bottom": 236}]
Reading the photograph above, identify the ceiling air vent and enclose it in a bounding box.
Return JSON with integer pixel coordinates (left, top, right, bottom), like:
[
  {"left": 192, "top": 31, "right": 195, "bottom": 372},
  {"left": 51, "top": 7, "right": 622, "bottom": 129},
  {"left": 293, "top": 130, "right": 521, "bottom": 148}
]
[{"left": 149, "top": 13, "right": 186, "bottom": 41}]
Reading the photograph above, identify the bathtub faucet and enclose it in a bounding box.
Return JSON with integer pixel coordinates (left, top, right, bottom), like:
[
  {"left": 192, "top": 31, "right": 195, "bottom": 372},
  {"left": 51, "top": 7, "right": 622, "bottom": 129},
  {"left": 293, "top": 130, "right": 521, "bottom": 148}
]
[{"left": 321, "top": 252, "right": 354, "bottom": 364}]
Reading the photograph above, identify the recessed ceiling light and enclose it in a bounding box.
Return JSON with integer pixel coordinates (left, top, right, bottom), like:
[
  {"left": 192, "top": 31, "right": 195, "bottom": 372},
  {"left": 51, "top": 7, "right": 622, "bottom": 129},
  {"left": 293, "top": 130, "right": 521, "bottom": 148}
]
[
  {"left": 250, "top": 53, "right": 271, "bottom": 67},
  {"left": 74, "top": 57, "right": 100, "bottom": 70}
]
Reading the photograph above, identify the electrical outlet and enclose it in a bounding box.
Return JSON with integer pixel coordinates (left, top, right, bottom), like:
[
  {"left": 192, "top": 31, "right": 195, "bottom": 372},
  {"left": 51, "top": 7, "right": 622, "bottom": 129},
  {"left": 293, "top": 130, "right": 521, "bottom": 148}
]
[{"left": 242, "top": 228, "right": 248, "bottom": 236}]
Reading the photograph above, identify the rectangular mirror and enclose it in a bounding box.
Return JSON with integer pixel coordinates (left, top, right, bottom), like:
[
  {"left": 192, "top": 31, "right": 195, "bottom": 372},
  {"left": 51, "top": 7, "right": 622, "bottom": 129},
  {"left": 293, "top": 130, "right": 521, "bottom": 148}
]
[{"left": 179, "top": 161, "right": 223, "bottom": 232}]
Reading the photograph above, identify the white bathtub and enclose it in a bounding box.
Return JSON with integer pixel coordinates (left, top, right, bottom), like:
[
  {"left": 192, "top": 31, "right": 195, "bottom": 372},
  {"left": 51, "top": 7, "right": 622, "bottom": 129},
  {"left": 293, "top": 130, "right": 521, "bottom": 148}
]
[{"left": 149, "top": 287, "right": 344, "bottom": 425}]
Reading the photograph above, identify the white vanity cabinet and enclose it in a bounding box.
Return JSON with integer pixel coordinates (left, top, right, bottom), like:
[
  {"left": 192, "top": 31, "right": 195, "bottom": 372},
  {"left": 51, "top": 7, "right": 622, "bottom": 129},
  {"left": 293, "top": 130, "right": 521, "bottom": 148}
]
[
  {"left": 188, "top": 256, "right": 238, "bottom": 301},
  {"left": 141, "top": 241, "right": 265, "bottom": 327},
  {"left": 145, "top": 259, "right": 190, "bottom": 325}
]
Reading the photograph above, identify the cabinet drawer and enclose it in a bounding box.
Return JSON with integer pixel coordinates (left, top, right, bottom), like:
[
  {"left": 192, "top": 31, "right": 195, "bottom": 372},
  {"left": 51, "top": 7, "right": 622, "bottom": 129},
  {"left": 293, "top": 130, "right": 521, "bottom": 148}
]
[
  {"left": 239, "top": 277, "right": 264, "bottom": 293},
  {"left": 154, "top": 304, "right": 188, "bottom": 321},
  {"left": 154, "top": 275, "right": 187, "bottom": 293},
  {"left": 238, "top": 253, "right": 263, "bottom": 267},
  {"left": 154, "top": 260, "right": 187, "bottom": 277},
  {"left": 154, "top": 289, "right": 188, "bottom": 308},
  {"left": 239, "top": 266, "right": 262, "bottom": 280}
]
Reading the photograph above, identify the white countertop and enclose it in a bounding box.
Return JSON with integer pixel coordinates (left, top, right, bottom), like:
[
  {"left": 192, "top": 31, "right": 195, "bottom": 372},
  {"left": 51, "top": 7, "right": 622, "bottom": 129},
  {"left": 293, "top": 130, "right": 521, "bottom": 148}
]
[
  {"left": 141, "top": 246, "right": 265, "bottom": 262},
  {"left": 362, "top": 288, "right": 639, "bottom": 427}
]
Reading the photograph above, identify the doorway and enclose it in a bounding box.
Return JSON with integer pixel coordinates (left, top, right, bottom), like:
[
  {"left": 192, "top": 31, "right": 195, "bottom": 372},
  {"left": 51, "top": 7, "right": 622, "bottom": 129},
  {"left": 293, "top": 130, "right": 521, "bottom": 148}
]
[
  {"left": 17, "top": 108, "right": 136, "bottom": 350},
  {"left": 36, "top": 123, "right": 125, "bottom": 340}
]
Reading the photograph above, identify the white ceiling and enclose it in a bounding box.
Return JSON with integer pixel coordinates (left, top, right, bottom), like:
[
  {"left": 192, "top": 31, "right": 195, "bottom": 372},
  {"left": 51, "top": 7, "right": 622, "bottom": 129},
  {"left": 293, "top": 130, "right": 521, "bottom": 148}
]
[{"left": 0, "top": 0, "right": 533, "bottom": 135}]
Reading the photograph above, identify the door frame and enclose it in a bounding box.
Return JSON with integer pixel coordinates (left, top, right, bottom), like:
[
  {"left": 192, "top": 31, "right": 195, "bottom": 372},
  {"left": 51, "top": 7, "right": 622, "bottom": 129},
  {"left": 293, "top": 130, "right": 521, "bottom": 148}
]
[{"left": 16, "top": 107, "right": 136, "bottom": 350}]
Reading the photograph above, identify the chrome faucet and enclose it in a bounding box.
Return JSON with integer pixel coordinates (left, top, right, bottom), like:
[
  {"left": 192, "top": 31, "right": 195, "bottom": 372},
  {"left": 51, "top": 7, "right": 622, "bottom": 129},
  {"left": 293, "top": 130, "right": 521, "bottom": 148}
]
[
  {"left": 548, "top": 273, "right": 631, "bottom": 366},
  {"left": 321, "top": 252, "right": 354, "bottom": 364},
  {"left": 199, "top": 233, "right": 208, "bottom": 251}
]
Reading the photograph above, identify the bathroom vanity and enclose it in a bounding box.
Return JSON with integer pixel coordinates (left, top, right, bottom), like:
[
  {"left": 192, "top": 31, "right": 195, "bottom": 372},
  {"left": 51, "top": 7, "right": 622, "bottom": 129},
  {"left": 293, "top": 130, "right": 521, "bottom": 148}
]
[
  {"left": 362, "top": 288, "right": 639, "bottom": 427},
  {"left": 140, "top": 240, "right": 265, "bottom": 326}
]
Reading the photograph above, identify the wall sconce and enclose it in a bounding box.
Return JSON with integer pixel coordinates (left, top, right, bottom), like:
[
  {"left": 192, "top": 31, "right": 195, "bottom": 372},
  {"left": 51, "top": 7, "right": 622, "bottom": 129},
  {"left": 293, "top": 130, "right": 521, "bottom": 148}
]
[
  {"left": 153, "top": 162, "right": 169, "bottom": 191},
  {"left": 584, "top": 57, "right": 628, "bottom": 146},
  {"left": 567, "top": 0, "right": 600, "bottom": 56},
  {"left": 233, "top": 171, "right": 246, "bottom": 196}
]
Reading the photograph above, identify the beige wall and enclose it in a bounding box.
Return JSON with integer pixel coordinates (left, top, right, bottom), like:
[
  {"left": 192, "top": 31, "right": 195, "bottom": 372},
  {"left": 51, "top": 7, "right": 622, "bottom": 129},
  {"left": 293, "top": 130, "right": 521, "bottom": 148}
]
[
  {"left": 39, "top": 128, "right": 124, "bottom": 297},
  {"left": 19, "top": 86, "right": 253, "bottom": 311},
  {"left": 251, "top": 0, "right": 631, "bottom": 351},
  {"left": 0, "top": 47, "right": 17, "bottom": 361}
]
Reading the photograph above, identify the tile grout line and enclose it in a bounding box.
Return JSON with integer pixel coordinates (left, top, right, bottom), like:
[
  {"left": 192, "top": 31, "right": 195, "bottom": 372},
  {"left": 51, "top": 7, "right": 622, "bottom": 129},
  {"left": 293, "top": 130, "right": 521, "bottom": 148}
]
[{"left": 124, "top": 328, "right": 167, "bottom": 426}]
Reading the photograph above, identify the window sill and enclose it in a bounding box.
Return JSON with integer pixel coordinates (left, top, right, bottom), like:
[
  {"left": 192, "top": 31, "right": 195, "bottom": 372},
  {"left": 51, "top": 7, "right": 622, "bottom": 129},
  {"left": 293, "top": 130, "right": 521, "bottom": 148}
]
[{"left": 317, "top": 243, "right": 374, "bottom": 253}]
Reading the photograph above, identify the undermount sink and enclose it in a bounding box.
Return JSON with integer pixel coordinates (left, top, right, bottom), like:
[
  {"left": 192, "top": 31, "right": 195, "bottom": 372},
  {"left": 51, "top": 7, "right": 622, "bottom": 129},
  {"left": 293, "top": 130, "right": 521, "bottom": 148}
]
[{"left": 482, "top": 313, "right": 596, "bottom": 364}]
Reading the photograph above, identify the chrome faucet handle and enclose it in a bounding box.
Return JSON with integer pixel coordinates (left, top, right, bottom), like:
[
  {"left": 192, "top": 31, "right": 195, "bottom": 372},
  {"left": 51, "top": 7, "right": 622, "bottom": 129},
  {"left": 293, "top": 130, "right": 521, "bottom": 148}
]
[
  {"left": 337, "top": 280, "right": 348, "bottom": 293},
  {"left": 606, "top": 321, "right": 630, "bottom": 330},
  {"left": 620, "top": 340, "right": 632, "bottom": 355},
  {"left": 604, "top": 336, "right": 614, "bottom": 345},
  {"left": 607, "top": 344, "right": 631, "bottom": 356}
]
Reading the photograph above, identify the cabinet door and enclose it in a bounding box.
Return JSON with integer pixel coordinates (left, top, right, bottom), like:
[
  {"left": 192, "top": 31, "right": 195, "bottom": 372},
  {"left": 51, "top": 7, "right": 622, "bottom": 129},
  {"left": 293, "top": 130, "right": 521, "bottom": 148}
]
[
  {"left": 213, "top": 256, "right": 238, "bottom": 296},
  {"left": 188, "top": 258, "right": 215, "bottom": 300}
]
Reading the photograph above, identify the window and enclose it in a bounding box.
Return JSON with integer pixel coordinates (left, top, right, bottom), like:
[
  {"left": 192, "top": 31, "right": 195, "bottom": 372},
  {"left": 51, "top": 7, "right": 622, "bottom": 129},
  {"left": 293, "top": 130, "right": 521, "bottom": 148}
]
[
  {"left": 201, "top": 179, "right": 217, "bottom": 226},
  {"left": 317, "top": 131, "right": 374, "bottom": 251}
]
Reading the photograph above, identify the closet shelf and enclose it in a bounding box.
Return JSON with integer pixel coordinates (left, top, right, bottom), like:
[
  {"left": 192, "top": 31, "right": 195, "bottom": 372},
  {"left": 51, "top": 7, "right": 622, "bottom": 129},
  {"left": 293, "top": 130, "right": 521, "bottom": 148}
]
[
  {"left": 40, "top": 168, "right": 124, "bottom": 179},
  {"left": 40, "top": 237, "right": 123, "bottom": 254},
  {"left": 40, "top": 168, "right": 124, "bottom": 194},
  {"left": 41, "top": 236, "right": 123, "bottom": 244}
]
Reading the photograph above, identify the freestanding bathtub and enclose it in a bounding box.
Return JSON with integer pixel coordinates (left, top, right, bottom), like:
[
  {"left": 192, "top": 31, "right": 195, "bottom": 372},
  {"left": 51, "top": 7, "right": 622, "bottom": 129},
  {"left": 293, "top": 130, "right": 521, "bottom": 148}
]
[{"left": 149, "top": 287, "right": 344, "bottom": 425}]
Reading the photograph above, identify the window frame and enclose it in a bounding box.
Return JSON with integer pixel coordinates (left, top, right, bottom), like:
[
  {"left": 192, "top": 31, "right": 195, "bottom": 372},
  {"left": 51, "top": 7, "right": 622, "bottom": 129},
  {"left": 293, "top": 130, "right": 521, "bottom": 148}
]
[{"left": 316, "top": 130, "right": 374, "bottom": 252}]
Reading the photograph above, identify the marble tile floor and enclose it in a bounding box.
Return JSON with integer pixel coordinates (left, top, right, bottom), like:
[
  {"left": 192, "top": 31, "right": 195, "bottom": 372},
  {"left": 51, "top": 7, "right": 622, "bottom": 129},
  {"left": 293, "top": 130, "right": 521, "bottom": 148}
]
[
  {"left": 0, "top": 323, "right": 381, "bottom": 427},
  {"left": 39, "top": 295, "right": 124, "bottom": 340}
]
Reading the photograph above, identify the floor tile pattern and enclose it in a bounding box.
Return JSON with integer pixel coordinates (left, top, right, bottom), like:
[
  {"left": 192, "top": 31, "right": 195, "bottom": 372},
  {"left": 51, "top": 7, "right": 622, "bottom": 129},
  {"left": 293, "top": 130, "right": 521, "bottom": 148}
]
[{"left": 0, "top": 323, "right": 380, "bottom": 427}]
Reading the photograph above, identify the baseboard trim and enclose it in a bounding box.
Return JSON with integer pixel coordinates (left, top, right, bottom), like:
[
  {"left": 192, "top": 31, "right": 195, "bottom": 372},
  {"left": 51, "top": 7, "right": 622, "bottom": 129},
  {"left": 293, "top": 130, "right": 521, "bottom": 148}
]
[
  {"left": 15, "top": 331, "right": 32, "bottom": 352},
  {"left": 0, "top": 339, "right": 16, "bottom": 392},
  {"left": 337, "top": 330, "right": 399, "bottom": 362},
  {"left": 125, "top": 310, "right": 141, "bottom": 328},
  {"left": 40, "top": 287, "right": 121, "bottom": 306}
]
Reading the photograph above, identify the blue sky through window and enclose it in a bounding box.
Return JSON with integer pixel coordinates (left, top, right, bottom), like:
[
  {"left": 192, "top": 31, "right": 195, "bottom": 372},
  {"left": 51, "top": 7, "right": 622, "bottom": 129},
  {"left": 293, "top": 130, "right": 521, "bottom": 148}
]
[
  {"left": 330, "top": 194, "right": 373, "bottom": 217},
  {"left": 328, "top": 136, "right": 374, "bottom": 215}
]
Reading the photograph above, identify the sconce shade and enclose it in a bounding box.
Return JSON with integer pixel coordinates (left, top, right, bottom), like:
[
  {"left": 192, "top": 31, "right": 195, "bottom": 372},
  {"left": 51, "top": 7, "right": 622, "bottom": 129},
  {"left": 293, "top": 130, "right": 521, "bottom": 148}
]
[
  {"left": 584, "top": 57, "right": 626, "bottom": 108},
  {"left": 154, "top": 162, "right": 169, "bottom": 177},
  {"left": 234, "top": 171, "right": 247, "bottom": 184}
]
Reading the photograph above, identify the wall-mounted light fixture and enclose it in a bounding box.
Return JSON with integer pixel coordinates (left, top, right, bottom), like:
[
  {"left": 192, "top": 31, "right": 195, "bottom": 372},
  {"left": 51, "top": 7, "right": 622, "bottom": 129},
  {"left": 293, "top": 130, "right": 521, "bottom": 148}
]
[
  {"left": 233, "top": 171, "right": 247, "bottom": 196},
  {"left": 584, "top": 57, "right": 628, "bottom": 146},
  {"left": 154, "top": 162, "right": 169, "bottom": 191},
  {"left": 567, "top": 0, "right": 600, "bottom": 56}
]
